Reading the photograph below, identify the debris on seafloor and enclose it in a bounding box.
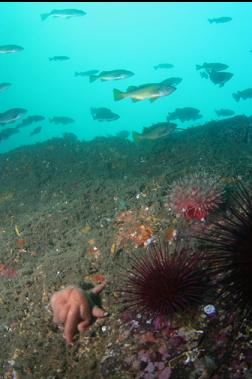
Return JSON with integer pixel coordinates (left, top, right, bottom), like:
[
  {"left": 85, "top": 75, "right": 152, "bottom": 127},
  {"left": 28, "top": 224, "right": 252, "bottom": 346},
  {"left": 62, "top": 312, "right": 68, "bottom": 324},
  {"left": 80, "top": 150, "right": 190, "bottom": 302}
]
[
  {"left": 86, "top": 239, "right": 102, "bottom": 261},
  {"left": 80, "top": 224, "right": 92, "bottom": 233},
  {"left": 114, "top": 208, "right": 158, "bottom": 251},
  {"left": 16, "top": 238, "right": 27, "bottom": 251},
  {"left": 110, "top": 243, "right": 117, "bottom": 255},
  {"left": 0, "top": 263, "right": 17, "bottom": 278},
  {"left": 83, "top": 273, "right": 105, "bottom": 284},
  {"left": 203, "top": 304, "right": 216, "bottom": 317},
  {"left": 14, "top": 225, "right": 21, "bottom": 237},
  {"left": 164, "top": 226, "right": 177, "bottom": 243}
]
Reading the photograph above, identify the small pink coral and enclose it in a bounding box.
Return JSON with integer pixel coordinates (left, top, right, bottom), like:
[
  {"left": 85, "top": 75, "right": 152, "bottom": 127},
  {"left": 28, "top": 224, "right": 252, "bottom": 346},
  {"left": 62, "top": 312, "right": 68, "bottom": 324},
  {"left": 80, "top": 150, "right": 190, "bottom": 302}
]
[{"left": 167, "top": 172, "right": 224, "bottom": 221}]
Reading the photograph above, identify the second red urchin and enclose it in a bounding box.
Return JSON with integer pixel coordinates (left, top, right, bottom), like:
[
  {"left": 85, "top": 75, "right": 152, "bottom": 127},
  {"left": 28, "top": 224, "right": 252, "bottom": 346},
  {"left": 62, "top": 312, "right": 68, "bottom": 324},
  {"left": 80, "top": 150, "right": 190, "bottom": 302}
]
[{"left": 120, "top": 243, "right": 208, "bottom": 321}]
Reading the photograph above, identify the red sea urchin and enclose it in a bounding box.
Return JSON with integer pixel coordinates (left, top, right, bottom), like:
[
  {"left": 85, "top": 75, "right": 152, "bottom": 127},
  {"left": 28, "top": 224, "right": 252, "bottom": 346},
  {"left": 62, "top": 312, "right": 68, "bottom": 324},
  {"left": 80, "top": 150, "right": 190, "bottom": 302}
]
[
  {"left": 167, "top": 172, "right": 224, "bottom": 221},
  {"left": 201, "top": 182, "right": 252, "bottom": 318},
  {"left": 120, "top": 243, "right": 208, "bottom": 320}
]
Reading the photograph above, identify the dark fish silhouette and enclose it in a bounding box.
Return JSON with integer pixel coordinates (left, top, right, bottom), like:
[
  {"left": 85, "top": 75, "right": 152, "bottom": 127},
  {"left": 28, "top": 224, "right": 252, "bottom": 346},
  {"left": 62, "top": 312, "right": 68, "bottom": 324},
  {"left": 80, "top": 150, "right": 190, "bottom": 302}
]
[
  {"left": 0, "top": 127, "right": 19, "bottom": 141},
  {"left": 30, "top": 126, "right": 42, "bottom": 136},
  {"left": 49, "top": 56, "right": 70, "bottom": 61},
  {"left": 208, "top": 17, "right": 232, "bottom": 24},
  {"left": 91, "top": 107, "right": 120, "bottom": 122},
  {"left": 208, "top": 70, "right": 233, "bottom": 87},
  {"left": 18, "top": 115, "right": 45, "bottom": 128},
  {"left": 167, "top": 107, "right": 202, "bottom": 122},
  {"left": 154, "top": 63, "right": 174, "bottom": 70},
  {"left": 196, "top": 62, "right": 228, "bottom": 72},
  {"left": 215, "top": 109, "right": 235, "bottom": 117},
  {"left": 0, "top": 83, "right": 11, "bottom": 91},
  {"left": 233, "top": 88, "right": 252, "bottom": 102}
]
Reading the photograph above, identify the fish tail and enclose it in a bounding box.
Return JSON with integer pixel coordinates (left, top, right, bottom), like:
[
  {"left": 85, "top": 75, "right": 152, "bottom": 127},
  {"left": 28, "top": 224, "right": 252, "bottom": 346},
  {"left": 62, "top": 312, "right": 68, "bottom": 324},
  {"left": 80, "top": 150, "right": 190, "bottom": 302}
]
[
  {"left": 75, "top": 72, "right": 79, "bottom": 77},
  {"left": 132, "top": 131, "right": 141, "bottom": 143},
  {"left": 49, "top": 118, "right": 53, "bottom": 123},
  {"left": 200, "top": 71, "right": 207, "bottom": 79},
  {"left": 113, "top": 89, "right": 125, "bottom": 102},
  {"left": 154, "top": 66, "right": 158, "bottom": 70},
  {"left": 196, "top": 64, "right": 202, "bottom": 70},
  {"left": 208, "top": 18, "right": 214, "bottom": 23},
  {"left": 232, "top": 92, "right": 240, "bottom": 102},
  {"left": 49, "top": 57, "right": 53, "bottom": 61},
  {"left": 90, "top": 108, "right": 95, "bottom": 119},
  {"left": 40, "top": 13, "right": 49, "bottom": 21},
  {"left": 89, "top": 75, "right": 98, "bottom": 83}
]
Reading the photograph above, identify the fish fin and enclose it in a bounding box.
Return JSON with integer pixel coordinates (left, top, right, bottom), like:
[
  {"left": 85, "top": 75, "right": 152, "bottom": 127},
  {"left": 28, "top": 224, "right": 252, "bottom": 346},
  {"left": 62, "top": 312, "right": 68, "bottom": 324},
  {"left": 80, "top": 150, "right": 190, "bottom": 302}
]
[
  {"left": 131, "top": 98, "right": 141, "bottom": 102},
  {"left": 89, "top": 75, "right": 98, "bottom": 83},
  {"left": 127, "top": 86, "right": 138, "bottom": 92},
  {"left": 149, "top": 98, "right": 158, "bottom": 103},
  {"left": 113, "top": 89, "right": 125, "bottom": 101},
  {"left": 153, "top": 66, "right": 158, "bottom": 70},
  {"left": 132, "top": 131, "right": 142, "bottom": 143},
  {"left": 195, "top": 65, "right": 202, "bottom": 70},
  {"left": 232, "top": 92, "right": 240, "bottom": 102},
  {"left": 208, "top": 18, "right": 214, "bottom": 23},
  {"left": 40, "top": 13, "right": 49, "bottom": 21}
]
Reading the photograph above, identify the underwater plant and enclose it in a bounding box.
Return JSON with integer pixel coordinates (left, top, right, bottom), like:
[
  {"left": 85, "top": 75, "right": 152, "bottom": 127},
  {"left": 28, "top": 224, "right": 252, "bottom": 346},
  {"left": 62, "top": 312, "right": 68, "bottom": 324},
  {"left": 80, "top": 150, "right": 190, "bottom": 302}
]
[
  {"left": 119, "top": 242, "right": 208, "bottom": 321},
  {"left": 167, "top": 172, "right": 224, "bottom": 221},
  {"left": 200, "top": 181, "right": 252, "bottom": 319},
  {"left": 196, "top": 181, "right": 252, "bottom": 378}
]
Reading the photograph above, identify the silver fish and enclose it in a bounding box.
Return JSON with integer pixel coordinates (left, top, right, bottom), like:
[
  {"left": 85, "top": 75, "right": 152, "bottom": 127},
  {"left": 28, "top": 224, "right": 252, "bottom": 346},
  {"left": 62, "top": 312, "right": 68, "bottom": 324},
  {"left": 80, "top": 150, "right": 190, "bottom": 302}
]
[
  {"left": 0, "top": 83, "right": 11, "bottom": 91},
  {"left": 0, "top": 108, "right": 27, "bottom": 125},
  {"left": 0, "top": 45, "right": 24, "bottom": 54},
  {"left": 41, "top": 9, "right": 86, "bottom": 21},
  {"left": 49, "top": 56, "right": 70, "bottom": 61}
]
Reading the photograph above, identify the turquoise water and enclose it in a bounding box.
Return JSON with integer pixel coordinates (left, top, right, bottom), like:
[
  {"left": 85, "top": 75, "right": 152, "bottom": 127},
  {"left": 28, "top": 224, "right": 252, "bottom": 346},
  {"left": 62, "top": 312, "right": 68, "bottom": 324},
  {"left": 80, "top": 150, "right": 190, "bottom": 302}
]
[{"left": 0, "top": 1, "right": 252, "bottom": 153}]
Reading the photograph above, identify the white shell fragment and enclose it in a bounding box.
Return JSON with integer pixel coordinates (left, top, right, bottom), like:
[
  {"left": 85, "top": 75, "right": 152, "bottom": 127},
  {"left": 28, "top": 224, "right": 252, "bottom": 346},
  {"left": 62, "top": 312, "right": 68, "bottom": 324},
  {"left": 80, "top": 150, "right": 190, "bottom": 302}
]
[{"left": 204, "top": 304, "right": 216, "bottom": 316}]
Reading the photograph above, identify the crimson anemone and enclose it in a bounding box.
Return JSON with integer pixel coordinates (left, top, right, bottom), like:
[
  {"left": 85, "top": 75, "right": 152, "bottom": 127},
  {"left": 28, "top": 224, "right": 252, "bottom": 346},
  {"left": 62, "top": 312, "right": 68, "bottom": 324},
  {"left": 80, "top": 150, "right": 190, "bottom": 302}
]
[{"left": 167, "top": 172, "right": 224, "bottom": 221}]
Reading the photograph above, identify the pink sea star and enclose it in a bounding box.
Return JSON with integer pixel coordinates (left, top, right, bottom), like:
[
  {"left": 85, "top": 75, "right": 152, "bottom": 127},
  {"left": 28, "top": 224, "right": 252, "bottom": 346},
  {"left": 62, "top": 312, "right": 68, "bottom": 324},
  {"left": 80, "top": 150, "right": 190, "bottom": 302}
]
[{"left": 50, "top": 281, "right": 107, "bottom": 345}]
